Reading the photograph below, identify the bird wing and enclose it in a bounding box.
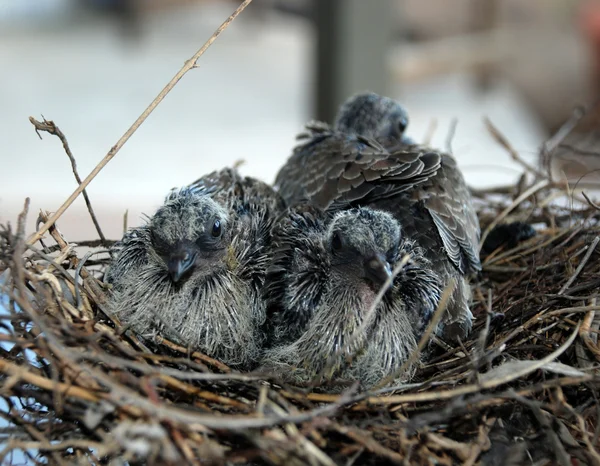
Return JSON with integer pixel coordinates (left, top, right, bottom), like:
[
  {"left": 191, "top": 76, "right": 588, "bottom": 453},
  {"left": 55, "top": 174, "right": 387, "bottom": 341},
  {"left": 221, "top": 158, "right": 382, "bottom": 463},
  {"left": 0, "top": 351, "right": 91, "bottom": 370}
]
[
  {"left": 187, "top": 167, "right": 285, "bottom": 213},
  {"left": 275, "top": 122, "right": 442, "bottom": 209},
  {"left": 186, "top": 167, "right": 240, "bottom": 196},
  {"left": 419, "top": 154, "right": 481, "bottom": 274}
]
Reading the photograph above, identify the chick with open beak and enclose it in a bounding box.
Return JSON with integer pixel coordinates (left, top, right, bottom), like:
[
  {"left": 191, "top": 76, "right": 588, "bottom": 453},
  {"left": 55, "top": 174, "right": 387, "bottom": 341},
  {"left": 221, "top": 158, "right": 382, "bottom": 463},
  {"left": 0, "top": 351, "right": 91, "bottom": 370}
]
[
  {"left": 262, "top": 206, "right": 441, "bottom": 388},
  {"left": 104, "top": 168, "right": 284, "bottom": 368}
]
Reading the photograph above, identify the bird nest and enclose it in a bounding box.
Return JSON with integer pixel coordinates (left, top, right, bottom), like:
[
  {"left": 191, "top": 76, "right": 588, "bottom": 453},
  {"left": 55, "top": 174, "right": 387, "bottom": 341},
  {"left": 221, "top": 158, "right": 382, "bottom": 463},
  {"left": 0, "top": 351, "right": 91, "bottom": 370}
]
[{"left": 1, "top": 147, "right": 600, "bottom": 466}]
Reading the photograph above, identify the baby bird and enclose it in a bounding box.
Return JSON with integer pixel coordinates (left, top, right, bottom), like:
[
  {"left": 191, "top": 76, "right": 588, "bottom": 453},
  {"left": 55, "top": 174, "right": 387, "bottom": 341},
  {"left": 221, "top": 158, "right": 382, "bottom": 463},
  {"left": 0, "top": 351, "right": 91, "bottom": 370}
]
[
  {"left": 274, "top": 91, "right": 481, "bottom": 341},
  {"left": 263, "top": 206, "right": 441, "bottom": 387},
  {"left": 334, "top": 90, "right": 415, "bottom": 145},
  {"left": 105, "top": 168, "right": 284, "bottom": 368}
]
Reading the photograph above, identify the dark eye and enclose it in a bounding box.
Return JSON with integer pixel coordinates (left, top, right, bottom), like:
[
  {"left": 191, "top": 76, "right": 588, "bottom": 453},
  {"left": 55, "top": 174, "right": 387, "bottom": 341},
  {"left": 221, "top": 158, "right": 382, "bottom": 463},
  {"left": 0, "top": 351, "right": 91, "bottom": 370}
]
[
  {"left": 331, "top": 231, "right": 343, "bottom": 251},
  {"left": 398, "top": 116, "right": 408, "bottom": 134},
  {"left": 211, "top": 219, "right": 222, "bottom": 238}
]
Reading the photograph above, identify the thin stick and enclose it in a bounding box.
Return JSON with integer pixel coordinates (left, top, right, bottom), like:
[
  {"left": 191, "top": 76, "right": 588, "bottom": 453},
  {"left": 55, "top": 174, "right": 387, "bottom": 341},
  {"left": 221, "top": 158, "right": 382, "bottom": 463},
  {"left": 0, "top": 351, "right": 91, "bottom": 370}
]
[
  {"left": 559, "top": 236, "right": 600, "bottom": 295},
  {"left": 540, "top": 103, "right": 592, "bottom": 179},
  {"left": 478, "top": 178, "right": 550, "bottom": 250},
  {"left": 313, "top": 254, "right": 412, "bottom": 383},
  {"left": 373, "top": 278, "right": 456, "bottom": 390},
  {"left": 26, "top": 0, "right": 254, "bottom": 246},
  {"left": 29, "top": 117, "right": 108, "bottom": 247},
  {"left": 484, "top": 117, "right": 545, "bottom": 179},
  {"left": 0, "top": 359, "right": 100, "bottom": 403},
  {"left": 542, "top": 105, "right": 588, "bottom": 156},
  {"left": 445, "top": 118, "right": 458, "bottom": 154},
  {"left": 422, "top": 118, "right": 438, "bottom": 146},
  {"left": 582, "top": 191, "right": 600, "bottom": 211},
  {"left": 123, "top": 209, "right": 129, "bottom": 236},
  {"left": 367, "top": 322, "right": 580, "bottom": 405}
]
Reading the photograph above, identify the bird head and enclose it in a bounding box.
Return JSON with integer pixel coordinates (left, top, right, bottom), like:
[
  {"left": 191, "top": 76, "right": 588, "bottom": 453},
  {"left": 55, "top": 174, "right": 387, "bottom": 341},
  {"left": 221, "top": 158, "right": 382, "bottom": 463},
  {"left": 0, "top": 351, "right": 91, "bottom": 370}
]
[
  {"left": 148, "top": 187, "right": 230, "bottom": 284},
  {"left": 326, "top": 207, "right": 401, "bottom": 292},
  {"left": 333, "top": 91, "right": 411, "bottom": 142}
]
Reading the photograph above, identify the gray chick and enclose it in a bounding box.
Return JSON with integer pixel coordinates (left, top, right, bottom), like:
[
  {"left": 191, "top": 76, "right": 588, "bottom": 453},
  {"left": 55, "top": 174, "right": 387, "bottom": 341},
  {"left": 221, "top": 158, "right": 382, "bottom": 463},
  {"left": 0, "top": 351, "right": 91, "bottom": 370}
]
[
  {"left": 262, "top": 205, "right": 441, "bottom": 387},
  {"left": 105, "top": 168, "right": 284, "bottom": 368},
  {"left": 274, "top": 91, "right": 481, "bottom": 341}
]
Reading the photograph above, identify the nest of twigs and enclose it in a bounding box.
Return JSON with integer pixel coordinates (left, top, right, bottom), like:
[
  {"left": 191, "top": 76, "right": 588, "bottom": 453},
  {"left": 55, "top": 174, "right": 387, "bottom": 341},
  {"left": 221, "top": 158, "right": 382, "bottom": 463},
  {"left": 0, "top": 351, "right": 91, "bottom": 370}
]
[
  {"left": 1, "top": 155, "right": 600, "bottom": 466},
  {"left": 2, "top": 3, "right": 600, "bottom": 462}
]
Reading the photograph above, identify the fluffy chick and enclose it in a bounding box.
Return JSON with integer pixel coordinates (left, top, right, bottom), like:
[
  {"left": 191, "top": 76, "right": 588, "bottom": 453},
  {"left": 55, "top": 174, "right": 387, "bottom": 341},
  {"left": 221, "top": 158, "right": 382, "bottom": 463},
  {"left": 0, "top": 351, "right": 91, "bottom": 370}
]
[
  {"left": 274, "top": 91, "right": 481, "bottom": 342},
  {"left": 262, "top": 206, "right": 441, "bottom": 388},
  {"left": 335, "top": 91, "right": 414, "bottom": 145},
  {"left": 105, "top": 168, "right": 284, "bottom": 367}
]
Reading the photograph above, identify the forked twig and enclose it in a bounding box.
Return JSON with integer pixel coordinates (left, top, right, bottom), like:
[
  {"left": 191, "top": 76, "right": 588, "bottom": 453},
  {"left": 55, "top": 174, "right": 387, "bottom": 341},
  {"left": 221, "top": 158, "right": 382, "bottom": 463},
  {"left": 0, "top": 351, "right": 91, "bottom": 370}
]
[
  {"left": 540, "top": 102, "right": 595, "bottom": 179},
  {"left": 484, "top": 117, "right": 545, "bottom": 179},
  {"left": 27, "top": 0, "right": 254, "bottom": 246},
  {"left": 29, "top": 117, "right": 108, "bottom": 248}
]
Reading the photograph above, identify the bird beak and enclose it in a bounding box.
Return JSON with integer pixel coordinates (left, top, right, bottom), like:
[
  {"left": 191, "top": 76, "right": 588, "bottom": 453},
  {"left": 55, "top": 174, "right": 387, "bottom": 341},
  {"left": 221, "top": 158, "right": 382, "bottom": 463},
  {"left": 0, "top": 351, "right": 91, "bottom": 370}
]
[
  {"left": 363, "top": 253, "right": 393, "bottom": 287},
  {"left": 167, "top": 248, "right": 197, "bottom": 283}
]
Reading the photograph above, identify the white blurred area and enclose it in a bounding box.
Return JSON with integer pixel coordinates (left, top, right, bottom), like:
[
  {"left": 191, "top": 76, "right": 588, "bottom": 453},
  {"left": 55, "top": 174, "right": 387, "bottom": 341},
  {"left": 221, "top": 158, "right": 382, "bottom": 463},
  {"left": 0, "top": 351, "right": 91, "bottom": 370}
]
[{"left": 1, "top": 0, "right": 591, "bottom": 242}]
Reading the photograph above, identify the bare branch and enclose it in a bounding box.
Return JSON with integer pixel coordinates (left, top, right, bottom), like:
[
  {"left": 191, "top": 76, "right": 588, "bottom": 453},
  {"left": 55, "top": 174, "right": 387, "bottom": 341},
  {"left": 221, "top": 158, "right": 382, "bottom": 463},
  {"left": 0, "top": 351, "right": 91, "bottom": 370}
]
[
  {"left": 29, "top": 117, "right": 108, "bottom": 247},
  {"left": 27, "top": 0, "right": 254, "bottom": 246}
]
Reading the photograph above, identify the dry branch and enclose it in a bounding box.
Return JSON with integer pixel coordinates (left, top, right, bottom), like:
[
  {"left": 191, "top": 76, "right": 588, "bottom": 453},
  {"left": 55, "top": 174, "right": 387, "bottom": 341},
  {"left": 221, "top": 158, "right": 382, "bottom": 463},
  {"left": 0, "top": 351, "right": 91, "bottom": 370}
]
[
  {"left": 27, "top": 0, "right": 254, "bottom": 247},
  {"left": 29, "top": 117, "right": 108, "bottom": 247}
]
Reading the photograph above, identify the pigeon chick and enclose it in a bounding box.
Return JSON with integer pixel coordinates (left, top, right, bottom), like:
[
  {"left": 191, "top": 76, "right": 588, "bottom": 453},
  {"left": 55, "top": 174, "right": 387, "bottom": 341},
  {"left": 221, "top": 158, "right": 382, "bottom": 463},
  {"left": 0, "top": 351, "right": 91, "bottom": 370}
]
[
  {"left": 105, "top": 168, "right": 284, "bottom": 368},
  {"left": 262, "top": 205, "right": 441, "bottom": 387},
  {"left": 335, "top": 90, "right": 415, "bottom": 145},
  {"left": 274, "top": 91, "right": 481, "bottom": 342}
]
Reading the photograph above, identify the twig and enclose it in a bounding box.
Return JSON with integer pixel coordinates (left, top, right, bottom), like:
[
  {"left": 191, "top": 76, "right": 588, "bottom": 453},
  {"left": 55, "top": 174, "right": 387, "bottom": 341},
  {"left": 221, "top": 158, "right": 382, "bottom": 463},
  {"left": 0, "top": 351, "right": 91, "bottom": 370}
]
[
  {"left": 373, "top": 278, "right": 456, "bottom": 390},
  {"left": 330, "top": 423, "right": 405, "bottom": 464},
  {"left": 61, "top": 361, "right": 358, "bottom": 430},
  {"left": 478, "top": 178, "right": 550, "bottom": 250},
  {"left": 508, "top": 393, "right": 572, "bottom": 466},
  {"left": 542, "top": 105, "right": 588, "bottom": 155},
  {"left": 74, "top": 250, "right": 105, "bottom": 308},
  {"left": 313, "top": 254, "right": 412, "bottom": 385},
  {"left": 26, "top": 0, "right": 254, "bottom": 246},
  {"left": 29, "top": 117, "right": 108, "bottom": 248},
  {"left": 557, "top": 143, "right": 600, "bottom": 158},
  {"left": 75, "top": 239, "right": 119, "bottom": 248},
  {"left": 363, "top": 323, "right": 582, "bottom": 406},
  {"left": 559, "top": 236, "right": 600, "bottom": 295},
  {"left": 476, "top": 289, "right": 493, "bottom": 366},
  {"left": 540, "top": 103, "right": 590, "bottom": 179},
  {"left": 422, "top": 118, "right": 437, "bottom": 146},
  {"left": 579, "top": 298, "right": 600, "bottom": 362},
  {"left": 75, "top": 349, "right": 267, "bottom": 383},
  {"left": 445, "top": 118, "right": 458, "bottom": 154},
  {"left": 582, "top": 191, "right": 600, "bottom": 211},
  {"left": 123, "top": 209, "right": 129, "bottom": 236},
  {"left": 484, "top": 117, "right": 545, "bottom": 178},
  {"left": 157, "top": 337, "right": 232, "bottom": 373}
]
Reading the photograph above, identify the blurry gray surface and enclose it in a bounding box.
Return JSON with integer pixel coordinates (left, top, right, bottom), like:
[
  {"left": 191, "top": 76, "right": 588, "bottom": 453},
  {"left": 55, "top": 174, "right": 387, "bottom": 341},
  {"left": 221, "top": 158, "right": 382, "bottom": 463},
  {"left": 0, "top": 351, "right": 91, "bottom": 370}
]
[{"left": 0, "top": 1, "right": 545, "bottom": 244}]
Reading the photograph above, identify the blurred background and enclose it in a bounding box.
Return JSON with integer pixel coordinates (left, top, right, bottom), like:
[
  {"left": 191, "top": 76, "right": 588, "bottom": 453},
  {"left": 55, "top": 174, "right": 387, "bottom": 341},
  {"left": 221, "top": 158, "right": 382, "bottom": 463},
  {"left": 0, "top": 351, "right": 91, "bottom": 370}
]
[{"left": 1, "top": 0, "right": 599, "bottom": 241}]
